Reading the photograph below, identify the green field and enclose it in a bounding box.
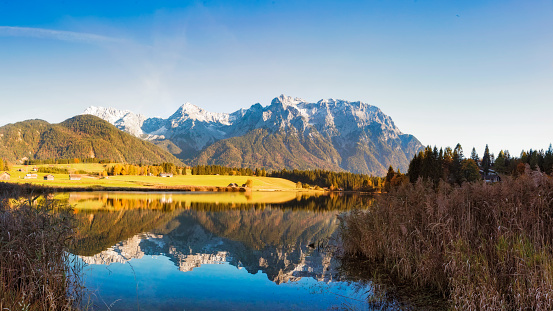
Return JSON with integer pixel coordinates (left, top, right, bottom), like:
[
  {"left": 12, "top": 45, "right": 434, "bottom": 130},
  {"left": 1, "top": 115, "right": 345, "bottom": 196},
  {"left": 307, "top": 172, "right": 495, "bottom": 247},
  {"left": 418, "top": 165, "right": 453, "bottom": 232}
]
[{"left": 4, "top": 164, "right": 298, "bottom": 191}]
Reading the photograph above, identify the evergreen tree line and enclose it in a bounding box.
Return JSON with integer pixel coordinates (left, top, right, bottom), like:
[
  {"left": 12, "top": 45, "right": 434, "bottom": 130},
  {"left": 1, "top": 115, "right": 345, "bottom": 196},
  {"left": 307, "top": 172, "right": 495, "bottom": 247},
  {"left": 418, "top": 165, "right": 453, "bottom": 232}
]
[
  {"left": 107, "top": 162, "right": 184, "bottom": 176},
  {"left": 106, "top": 163, "right": 266, "bottom": 177},
  {"left": 495, "top": 145, "right": 553, "bottom": 175},
  {"left": 269, "top": 168, "right": 383, "bottom": 191},
  {"left": 405, "top": 143, "right": 553, "bottom": 186},
  {"left": 190, "top": 165, "right": 258, "bottom": 176},
  {"left": 24, "top": 158, "right": 114, "bottom": 165},
  {"left": 407, "top": 144, "right": 481, "bottom": 186}
]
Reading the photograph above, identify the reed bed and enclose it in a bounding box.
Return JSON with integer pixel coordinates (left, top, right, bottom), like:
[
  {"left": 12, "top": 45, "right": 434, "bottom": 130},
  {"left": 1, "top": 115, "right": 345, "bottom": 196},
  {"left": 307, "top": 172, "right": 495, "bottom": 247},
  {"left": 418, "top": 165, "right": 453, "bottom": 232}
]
[
  {"left": 0, "top": 183, "right": 82, "bottom": 310},
  {"left": 340, "top": 170, "right": 553, "bottom": 310}
]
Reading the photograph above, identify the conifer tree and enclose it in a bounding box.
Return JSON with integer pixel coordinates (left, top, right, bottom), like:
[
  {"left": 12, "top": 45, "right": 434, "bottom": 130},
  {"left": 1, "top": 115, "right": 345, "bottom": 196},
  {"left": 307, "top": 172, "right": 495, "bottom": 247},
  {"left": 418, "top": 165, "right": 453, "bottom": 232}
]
[
  {"left": 442, "top": 147, "right": 453, "bottom": 180},
  {"left": 421, "top": 146, "right": 434, "bottom": 180},
  {"left": 544, "top": 144, "right": 553, "bottom": 174},
  {"left": 451, "top": 144, "right": 464, "bottom": 184},
  {"left": 433, "top": 146, "right": 442, "bottom": 184},
  {"left": 461, "top": 159, "right": 481, "bottom": 182},
  {"left": 528, "top": 150, "right": 540, "bottom": 170},
  {"left": 384, "top": 166, "right": 396, "bottom": 192},
  {"left": 408, "top": 152, "right": 422, "bottom": 183},
  {"left": 494, "top": 150, "right": 507, "bottom": 174},
  {"left": 482, "top": 144, "right": 491, "bottom": 174},
  {"left": 471, "top": 147, "right": 479, "bottom": 164}
]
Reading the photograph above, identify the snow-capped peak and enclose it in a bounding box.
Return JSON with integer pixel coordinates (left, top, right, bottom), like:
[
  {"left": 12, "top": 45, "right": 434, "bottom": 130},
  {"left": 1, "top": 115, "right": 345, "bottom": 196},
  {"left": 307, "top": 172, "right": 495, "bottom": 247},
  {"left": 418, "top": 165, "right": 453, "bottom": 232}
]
[
  {"left": 271, "top": 95, "right": 306, "bottom": 107},
  {"left": 84, "top": 106, "right": 148, "bottom": 137},
  {"left": 83, "top": 95, "right": 408, "bottom": 151},
  {"left": 84, "top": 106, "right": 145, "bottom": 124},
  {"left": 170, "top": 102, "right": 231, "bottom": 125}
]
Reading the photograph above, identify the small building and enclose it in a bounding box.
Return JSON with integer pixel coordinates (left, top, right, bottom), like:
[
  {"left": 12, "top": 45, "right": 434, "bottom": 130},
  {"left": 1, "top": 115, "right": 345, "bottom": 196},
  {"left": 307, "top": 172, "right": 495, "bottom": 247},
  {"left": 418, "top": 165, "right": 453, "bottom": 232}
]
[
  {"left": 44, "top": 174, "right": 55, "bottom": 181},
  {"left": 480, "top": 170, "right": 501, "bottom": 183},
  {"left": 24, "top": 173, "right": 37, "bottom": 179},
  {"left": 159, "top": 173, "right": 173, "bottom": 178},
  {"left": 484, "top": 174, "right": 501, "bottom": 183},
  {"left": 69, "top": 174, "right": 81, "bottom": 181},
  {"left": 0, "top": 172, "right": 10, "bottom": 181}
]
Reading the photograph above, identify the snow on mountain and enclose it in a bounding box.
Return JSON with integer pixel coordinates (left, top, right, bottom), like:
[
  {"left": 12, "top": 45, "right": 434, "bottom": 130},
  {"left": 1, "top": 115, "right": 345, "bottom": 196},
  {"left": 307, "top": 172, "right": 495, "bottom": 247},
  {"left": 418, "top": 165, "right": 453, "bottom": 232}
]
[
  {"left": 84, "top": 95, "right": 405, "bottom": 142},
  {"left": 168, "top": 102, "right": 232, "bottom": 126},
  {"left": 83, "top": 95, "right": 422, "bottom": 174},
  {"left": 83, "top": 106, "right": 147, "bottom": 137}
]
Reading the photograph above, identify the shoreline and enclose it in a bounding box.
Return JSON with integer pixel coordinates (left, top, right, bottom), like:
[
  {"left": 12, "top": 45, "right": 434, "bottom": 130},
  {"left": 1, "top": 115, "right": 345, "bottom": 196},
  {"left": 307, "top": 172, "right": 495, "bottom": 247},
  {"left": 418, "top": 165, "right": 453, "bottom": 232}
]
[
  {"left": 0, "top": 182, "right": 334, "bottom": 195},
  {"left": 0, "top": 181, "right": 371, "bottom": 197}
]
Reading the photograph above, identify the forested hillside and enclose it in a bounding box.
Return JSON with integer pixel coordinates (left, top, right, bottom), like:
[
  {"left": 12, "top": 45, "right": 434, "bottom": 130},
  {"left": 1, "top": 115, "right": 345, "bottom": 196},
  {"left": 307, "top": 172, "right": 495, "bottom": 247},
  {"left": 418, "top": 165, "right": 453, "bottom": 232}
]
[
  {"left": 194, "top": 128, "right": 344, "bottom": 172},
  {"left": 0, "top": 115, "right": 183, "bottom": 165}
]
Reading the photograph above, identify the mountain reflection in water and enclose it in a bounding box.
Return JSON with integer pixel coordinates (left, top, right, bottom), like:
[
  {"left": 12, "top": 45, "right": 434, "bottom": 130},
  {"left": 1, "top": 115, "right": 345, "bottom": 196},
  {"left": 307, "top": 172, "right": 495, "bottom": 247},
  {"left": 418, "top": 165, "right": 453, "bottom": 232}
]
[{"left": 68, "top": 192, "right": 375, "bottom": 310}]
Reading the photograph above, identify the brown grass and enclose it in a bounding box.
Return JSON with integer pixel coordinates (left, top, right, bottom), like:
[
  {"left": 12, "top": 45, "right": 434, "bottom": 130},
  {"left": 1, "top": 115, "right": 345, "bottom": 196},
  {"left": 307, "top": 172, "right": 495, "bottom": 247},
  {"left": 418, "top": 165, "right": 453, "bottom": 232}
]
[
  {"left": 340, "top": 170, "right": 553, "bottom": 310},
  {"left": 0, "top": 183, "right": 82, "bottom": 310}
]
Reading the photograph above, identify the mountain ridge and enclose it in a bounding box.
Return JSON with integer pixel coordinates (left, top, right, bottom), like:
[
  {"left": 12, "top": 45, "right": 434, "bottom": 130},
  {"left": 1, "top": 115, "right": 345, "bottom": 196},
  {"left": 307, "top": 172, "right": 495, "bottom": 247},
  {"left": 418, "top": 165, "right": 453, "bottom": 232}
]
[{"left": 84, "top": 95, "right": 422, "bottom": 175}]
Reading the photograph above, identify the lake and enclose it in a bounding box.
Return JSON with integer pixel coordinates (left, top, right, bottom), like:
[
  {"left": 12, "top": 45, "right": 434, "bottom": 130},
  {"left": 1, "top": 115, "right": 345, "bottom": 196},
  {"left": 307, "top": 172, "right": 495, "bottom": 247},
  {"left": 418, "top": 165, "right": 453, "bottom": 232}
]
[{"left": 66, "top": 191, "right": 377, "bottom": 310}]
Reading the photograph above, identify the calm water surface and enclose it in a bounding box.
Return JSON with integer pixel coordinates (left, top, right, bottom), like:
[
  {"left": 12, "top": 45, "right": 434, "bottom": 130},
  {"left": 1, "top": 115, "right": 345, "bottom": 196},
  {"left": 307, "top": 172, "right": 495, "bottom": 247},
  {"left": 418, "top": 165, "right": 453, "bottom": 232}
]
[{"left": 66, "top": 191, "right": 376, "bottom": 310}]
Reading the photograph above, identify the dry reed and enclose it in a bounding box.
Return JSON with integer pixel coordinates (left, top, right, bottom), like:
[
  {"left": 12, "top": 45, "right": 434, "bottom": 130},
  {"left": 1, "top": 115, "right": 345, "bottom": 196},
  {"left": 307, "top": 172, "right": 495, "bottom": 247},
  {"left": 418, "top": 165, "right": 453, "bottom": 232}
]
[
  {"left": 340, "top": 169, "right": 553, "bottom": 310},
  {"left": 0, "top": 183, "right": 82, "bottom": 310}
]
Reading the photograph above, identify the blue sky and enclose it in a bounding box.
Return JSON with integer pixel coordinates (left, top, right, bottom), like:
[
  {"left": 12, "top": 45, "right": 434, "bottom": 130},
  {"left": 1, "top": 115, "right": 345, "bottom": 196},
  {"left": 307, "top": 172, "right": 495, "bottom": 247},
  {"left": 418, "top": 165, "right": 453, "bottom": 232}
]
[{"left": 0, "top": 0, "right": 552, "bottom": 156}]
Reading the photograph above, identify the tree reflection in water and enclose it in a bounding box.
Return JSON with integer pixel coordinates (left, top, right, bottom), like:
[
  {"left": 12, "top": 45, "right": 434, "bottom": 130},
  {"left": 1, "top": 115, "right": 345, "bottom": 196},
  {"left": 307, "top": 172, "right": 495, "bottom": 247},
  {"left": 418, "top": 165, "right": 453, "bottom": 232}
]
[{"left": 67, "top": 192, "right": 383, "bottom": 310}]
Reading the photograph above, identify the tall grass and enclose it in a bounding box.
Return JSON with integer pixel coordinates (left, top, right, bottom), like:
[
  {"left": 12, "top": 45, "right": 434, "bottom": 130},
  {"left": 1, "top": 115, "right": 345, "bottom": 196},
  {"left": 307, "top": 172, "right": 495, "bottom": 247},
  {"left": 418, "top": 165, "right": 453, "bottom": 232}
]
[
  {"left": 340, "top": 169, "right": 553, "bottom": 310},
  {"left": 0, "top": 183, "right": 82, "bottom": 310}
]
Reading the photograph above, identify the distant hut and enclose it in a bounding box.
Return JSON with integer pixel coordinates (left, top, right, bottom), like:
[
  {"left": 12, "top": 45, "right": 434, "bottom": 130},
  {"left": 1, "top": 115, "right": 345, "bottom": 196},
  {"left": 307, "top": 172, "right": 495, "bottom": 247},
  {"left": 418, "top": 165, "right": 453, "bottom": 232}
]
[
  {"left": 69, "top": 174, "right": 81, "bottom": 181},
  {"left": 159, "top": 173, "right": 173, "bottom": 178},
  {"left": 24, "top": 173, "right": 37, "bottom": 179},
  {"left": 44, "top": 174, "right": 55, "bottom": 181},
  {"left": 480, "top": 169, "right": 501, "bottom": 183},
  {"left": 0, "top": 172, "right": 10, "bottom": 181}
]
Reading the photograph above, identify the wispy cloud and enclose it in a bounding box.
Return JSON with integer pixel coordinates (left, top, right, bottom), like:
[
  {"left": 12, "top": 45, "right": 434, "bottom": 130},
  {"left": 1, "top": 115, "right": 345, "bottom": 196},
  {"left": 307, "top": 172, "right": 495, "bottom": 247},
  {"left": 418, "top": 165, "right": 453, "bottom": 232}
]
[{"left": 0, "top": 26, "right": 126, "bottom": 44}]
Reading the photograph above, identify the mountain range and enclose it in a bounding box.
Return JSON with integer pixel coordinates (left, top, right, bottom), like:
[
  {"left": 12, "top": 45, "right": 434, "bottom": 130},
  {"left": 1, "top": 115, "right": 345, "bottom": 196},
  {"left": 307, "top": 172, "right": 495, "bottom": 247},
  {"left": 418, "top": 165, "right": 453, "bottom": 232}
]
[
  {"left": 0, "top": 115, "right": 182, "bottom": 165},
  {"left": 85, "top": 95, "right": 422, "bottom": 175}
]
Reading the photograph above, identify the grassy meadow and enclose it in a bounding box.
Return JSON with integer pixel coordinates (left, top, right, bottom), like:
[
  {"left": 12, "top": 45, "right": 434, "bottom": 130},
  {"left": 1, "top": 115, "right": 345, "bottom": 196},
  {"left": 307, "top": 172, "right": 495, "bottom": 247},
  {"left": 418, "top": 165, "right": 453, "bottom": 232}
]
[{"left": 4, "top": 163, "right": 298, "bottom": 191}]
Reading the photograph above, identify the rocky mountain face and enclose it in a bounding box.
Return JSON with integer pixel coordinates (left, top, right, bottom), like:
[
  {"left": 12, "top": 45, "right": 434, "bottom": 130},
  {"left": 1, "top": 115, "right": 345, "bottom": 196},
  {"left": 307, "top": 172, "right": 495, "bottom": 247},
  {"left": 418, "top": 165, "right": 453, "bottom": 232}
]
[{"left": 85, "top": 95, "right": 422, "bottom": 175}]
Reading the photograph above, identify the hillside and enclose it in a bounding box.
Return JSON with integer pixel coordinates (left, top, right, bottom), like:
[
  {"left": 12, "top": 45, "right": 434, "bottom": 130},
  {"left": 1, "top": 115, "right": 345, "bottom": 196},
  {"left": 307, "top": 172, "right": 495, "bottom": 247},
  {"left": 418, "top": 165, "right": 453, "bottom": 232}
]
[
  {"left": 85, "top": 95, "right": 423, "bottom": 175},
  {"left": 0, "top": 115, "right": 183, "bottom": 165}
]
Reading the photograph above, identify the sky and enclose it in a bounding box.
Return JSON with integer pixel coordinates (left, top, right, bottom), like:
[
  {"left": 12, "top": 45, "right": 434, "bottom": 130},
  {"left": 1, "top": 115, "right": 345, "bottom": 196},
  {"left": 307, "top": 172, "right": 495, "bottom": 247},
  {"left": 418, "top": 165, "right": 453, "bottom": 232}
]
[{"left": 0, "top": 0, "right": 552, "bottom": 156}]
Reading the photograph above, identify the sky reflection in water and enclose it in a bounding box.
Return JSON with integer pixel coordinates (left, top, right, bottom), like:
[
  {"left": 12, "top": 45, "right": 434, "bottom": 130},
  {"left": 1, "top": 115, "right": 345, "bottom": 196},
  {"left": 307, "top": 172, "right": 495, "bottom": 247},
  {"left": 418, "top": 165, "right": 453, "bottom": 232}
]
[{"left": 84, "top": 256, "right": 370, "bottom": 311}]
